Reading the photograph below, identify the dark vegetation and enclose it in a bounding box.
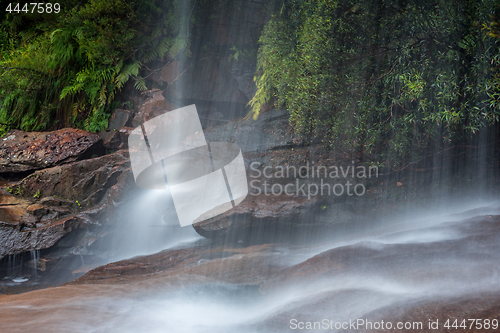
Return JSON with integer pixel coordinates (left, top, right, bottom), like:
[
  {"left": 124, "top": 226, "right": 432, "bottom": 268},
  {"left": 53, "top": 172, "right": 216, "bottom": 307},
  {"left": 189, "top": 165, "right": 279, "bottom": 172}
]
[
  {"left": 1, "top": 0, "right": 499, "bottom": 170},
  {"left": 0, "top": 0, "right": 193, "bottom": 133},
  {"left": 251, "top": 0, "right": 500, "bottom": 168}
]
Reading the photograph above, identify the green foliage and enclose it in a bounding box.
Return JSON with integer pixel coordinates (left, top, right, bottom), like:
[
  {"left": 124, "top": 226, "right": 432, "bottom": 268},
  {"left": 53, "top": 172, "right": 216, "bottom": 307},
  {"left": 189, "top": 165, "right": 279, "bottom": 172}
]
[
  {"left": 33, "top": 190, "right": 41, "bottom": 199},
  {"left": 0, "top": 0, "right": 194, "bottom": 134},
  {"left": 251, "top": 0, "right": 500, "bottom": 167},
  {"left": 14, "top": 186, "right": 23, "bottom": 196},
  {"left": 484, "top": 4, "right": 500, "bottom": 114}
]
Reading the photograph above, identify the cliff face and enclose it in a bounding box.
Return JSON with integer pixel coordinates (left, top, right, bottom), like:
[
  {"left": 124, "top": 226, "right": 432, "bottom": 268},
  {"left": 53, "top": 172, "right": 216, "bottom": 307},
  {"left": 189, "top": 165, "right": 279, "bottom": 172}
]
[
  {"left": 0, "top": 0, "right": 273, "bottom": 290},
  {"left": 0, "top": 0, "right": 497, "bottom": 298}
]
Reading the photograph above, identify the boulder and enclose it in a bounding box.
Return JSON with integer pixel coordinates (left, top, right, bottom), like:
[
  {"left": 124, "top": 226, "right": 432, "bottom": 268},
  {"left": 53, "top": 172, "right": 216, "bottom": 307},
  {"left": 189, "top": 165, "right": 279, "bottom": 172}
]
[
  {"left": 99, "top": 109, "right": 131, "bottom": 150},
  {"left": 192, "top": 109, "right": 368, "bottom": 242},
  {"left": 15, "top": 150, "right": 130, "bottom": 207},
  {"left": 0, "top": 151, "right": 132, "bottom": 259},
  {"left": 0, "top": 181, "right": 106, "bottom": 259},
  {"left": 0, "top": 212, "right": 99, "bottom": 259},
  {"left": 107, "top": 167, "right": 135, "bottom": 206},
  {"left": 108, "top": 126, "right": 134, "bottom": 151},
  {"left": 130, "top": 89, "right": 177, "bottom": 127},
  {"left": 0, "top": 129, "right": 103, "bottom": 174}
]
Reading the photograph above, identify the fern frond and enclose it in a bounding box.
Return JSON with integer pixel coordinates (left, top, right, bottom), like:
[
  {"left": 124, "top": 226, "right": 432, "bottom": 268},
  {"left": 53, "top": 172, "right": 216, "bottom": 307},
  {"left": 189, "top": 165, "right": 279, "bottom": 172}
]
[{"left": 134, "top": 77, "right": 147, "bottom": 91}]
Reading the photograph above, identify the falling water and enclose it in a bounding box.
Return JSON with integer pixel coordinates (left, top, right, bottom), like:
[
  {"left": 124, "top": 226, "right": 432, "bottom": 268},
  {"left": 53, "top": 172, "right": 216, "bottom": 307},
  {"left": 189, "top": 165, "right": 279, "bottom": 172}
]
[
  {"left": 28, "top": 250, "right": 39, "bottom": 277},
  {"left": 0, "top": 199, "right": 499, "bottom": 333},
  {"left": 0, "top": 1, "right": 499, "bottom": 332},
  {"left": 101, "top": 188, "right": 202, "bottom": 263}
]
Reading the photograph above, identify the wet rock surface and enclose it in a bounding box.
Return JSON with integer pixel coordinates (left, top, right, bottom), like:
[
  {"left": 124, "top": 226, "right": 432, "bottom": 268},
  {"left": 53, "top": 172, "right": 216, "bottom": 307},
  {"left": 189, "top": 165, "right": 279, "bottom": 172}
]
[
  {"left": 0, "top": 129, "right": 103, "bottom": 174},
  {"left": 353, "top": 293, "right": 500, "bottom": 333},
  {"left": 194, "top": 109, "right": 377, "bottom": 241},
  {"left": 0, "top": 207, "right": 498, "bottom": 332},
  {"left": 164, "top": 57, "right": 249, "bottom": 118},
  {"left": 259, "top": 214, "right": 500, "bottom": 293},
  {"left": 0, "top": 211, "right": 99, "bottom": 260},
  {"left": 0, "top": 151, "right": 132, "bottom": 260},
  {"left": 15, "top": 150, "right": 130, "bottom": 206},
  {"left": 130, "top": 89, "right": 178, "bottom": 127},
  {"left": 71, "top": 243, "right": 285, "bottom": 286},
  {"left": 193, "top": 194, "right": 362, "bottom": 243},
  {"left": 251, "top": 213, "right": 500, "bottom": 332},
  {"left": 204, "top": 109, "right": 298, "bottom": 153},
  {"left": 98, "top": 109, "right": 131, "bottom": 151}
]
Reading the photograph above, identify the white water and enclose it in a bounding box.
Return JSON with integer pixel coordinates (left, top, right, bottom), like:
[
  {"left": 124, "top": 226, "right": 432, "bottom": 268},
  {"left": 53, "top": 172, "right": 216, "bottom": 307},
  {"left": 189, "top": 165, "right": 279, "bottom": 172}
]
[
  {"left": 104, "top": 189, "right": 203, "bottom": 262},
  {"left": 1, "top": 200, "right": 499, "bottom": 333}
]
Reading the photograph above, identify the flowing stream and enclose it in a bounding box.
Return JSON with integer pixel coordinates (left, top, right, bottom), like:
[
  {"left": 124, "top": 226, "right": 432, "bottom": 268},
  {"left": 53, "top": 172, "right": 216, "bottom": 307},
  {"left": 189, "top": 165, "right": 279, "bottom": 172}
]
[
  {"left": 1, "top": 2, "right": 499, "bottom": 332},
  {"left": 0, "top": 198, "right": 499, "bottom": 333}
]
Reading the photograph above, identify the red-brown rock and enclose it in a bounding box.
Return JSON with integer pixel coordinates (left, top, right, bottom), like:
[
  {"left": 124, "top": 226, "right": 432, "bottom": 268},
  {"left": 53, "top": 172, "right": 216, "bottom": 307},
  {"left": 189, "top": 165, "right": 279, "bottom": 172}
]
[
  {"left": 130, "top": 89, "right": 177, "bottom": 127},
  {"left": 0, "top": 129, "right": 102, "bottom": 174},
  {"left": 16, "top": 150, "right": 130, "bottom": 207}
]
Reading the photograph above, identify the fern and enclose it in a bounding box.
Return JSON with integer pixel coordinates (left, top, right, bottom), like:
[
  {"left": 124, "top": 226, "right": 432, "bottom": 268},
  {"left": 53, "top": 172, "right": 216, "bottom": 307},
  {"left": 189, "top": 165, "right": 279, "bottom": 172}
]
[
  {"left": 134, "top": 77, "right": 148, "bottom": 91},
  {"left": 0, "top": 0, "right": 195, "bottom": 134}
]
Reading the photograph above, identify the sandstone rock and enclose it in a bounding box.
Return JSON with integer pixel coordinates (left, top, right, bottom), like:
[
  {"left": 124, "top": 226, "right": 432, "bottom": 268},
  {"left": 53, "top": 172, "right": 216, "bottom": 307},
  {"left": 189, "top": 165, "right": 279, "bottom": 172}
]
[
  {"left": 16, "top": 150, "right": 130, "bottom": 207},
  {"left": 107, "top": 167, "right": 135, "bottom": 206},
  {"left": 38, "top": 196, "right": 77, "bottom": 208},
  {"left": 71, "top": 243, "right": 283, "bottom": 286},
  {"left": 193, "top": 109, "right": 366, "bottom": 242},
  {"left": 99, "top": 109, "right": 130, "bottom": 150},
  {"left": 102, "top": 127, "right": 134, "bottom": 151},
  {"left": 193, "top": 194, "right": 361, "bottom": 243},
  {"left": 0, "top": 211, "right": 499, "bottom": 331},
  {"left": 0, "top": 212, "right": 98, "bottom": 258},
  {"left": 26, "top": 203, "right": 71, "bottom": 221},
  {"left": 0, "top": 151, "right": 133, "bottom": 259},
  {"left": 130, "top": 89, "right": 177, "bottom": 127},
  {"left": 0, "top": 129, "right": 103, "bottom": 174},
  {"left": 204, "top": 109, "right": 298, "bottom": 153},
  {"left": 259, "top": 215, "right": 500, "bottom": 293},
  {"left": 0, "top": 192, "right": 38, "bottom": 228}
]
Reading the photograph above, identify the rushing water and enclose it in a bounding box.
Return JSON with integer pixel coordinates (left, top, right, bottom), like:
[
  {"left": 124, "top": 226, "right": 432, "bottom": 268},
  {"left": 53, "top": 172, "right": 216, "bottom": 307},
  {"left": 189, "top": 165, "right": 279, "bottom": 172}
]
[
  {"left": 0, "top": 199, "right": 499, "bottom": 333},
  {"left": 1, "top": 2, "right": 499, "bottom": 331},
  {"left": 101, "top": 189, "right": 203, "bottom": 262}
]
